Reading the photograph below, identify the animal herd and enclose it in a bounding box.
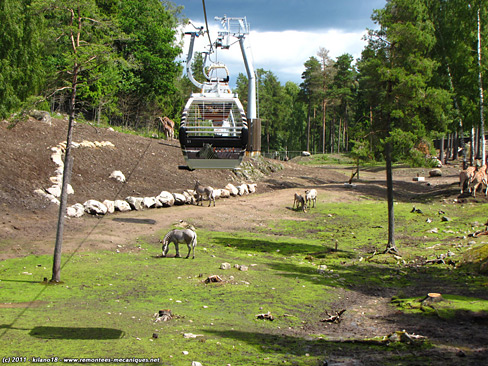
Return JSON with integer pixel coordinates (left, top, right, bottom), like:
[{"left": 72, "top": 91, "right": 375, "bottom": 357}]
[
  {"left": 161, "top": 180, "right": 319, "bottom": 258},
  {"left": 460, "top": 164, "right": 488, "bottom": 197},
  {"left": 293, "top": 189, "right": 317, "bottom": 212}
]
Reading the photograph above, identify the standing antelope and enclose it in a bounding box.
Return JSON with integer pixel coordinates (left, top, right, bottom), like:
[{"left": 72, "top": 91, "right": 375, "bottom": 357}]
[
  {"left": 194, "top": 180, "right": 215, "bottom": 207},
  {"left": 157, "top": 116, "right": 175, "bottom": 140},
  {"left": 459, "top": 166, "right": 476, "bottom": 194},
  {"left": 305, "top": 189, "right": 317, "bottom": 208},
  {"left": 293, "top": 192, "right": 306, "bottom": 212},
  {"left": 468, "top": 169, "right": 488, "bottom": 197}
]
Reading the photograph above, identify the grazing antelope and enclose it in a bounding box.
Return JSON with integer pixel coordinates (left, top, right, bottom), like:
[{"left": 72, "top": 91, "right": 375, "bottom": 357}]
[
  {"left": 160, "top": 228, "right": 197, "bottom": 259},
  {"left": 194, "top": 180, "right": 215, "bottom": 207}
]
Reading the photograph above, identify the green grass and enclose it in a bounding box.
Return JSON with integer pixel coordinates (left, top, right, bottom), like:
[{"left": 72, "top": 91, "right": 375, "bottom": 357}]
[
  {"left": 1, "top": 199, "right": 488, "bottom": 365},
  {"left": 391, "top": 294, "right": 488, "bottom": 318}
]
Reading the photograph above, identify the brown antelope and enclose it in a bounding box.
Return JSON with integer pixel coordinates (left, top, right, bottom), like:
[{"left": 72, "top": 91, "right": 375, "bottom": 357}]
[
  {"left": 468, "top": 170, "right": 488, "bottom": 197},
  {"left": 459, "top": 166, "right": 476, "bottom": 194},
  {"left": 157, "top": 116, "right": 175, "bottom": 140},
  {"left": 293, "top": 192, "right": 306, "bottom": 212}
]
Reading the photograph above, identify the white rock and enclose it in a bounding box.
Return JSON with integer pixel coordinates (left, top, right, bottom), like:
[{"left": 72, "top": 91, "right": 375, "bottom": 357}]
[
  {"left": 172, "top": 193, "right": 187, "bottom": 205},
  {"left": 157, "top": 191, "right": 174, "bottom": 207},
  {"left": 219, "top": 189, "right": 231, "bottom": 198},
  {"left": 125, "top": 196, "right": 144, "bottom": 211},
  {"left": 225, "top": 183, "right": 238, "bottom": 196},
  {"left": 46, "top": 185, "right": 61, "bottom": 198},
  {"left": 34, "top": 189, "right": 59, "bottom": 205},
  {"left": 67, "top": 203, "right": 85, "bottom": 217},
  {"left": 220, "top": 262, "right": 231, "bottom": 270},
  {"left": 183, "top": 191, "right": 196, "bottom": 204},
  {"left": 84, "top": 200, "right": 108, "bottom": 215},
  {"left": 247, "top": 183, "right": 257, "bottom": 193},
  {"left": 114, "top": 199, "right": 131, "bottom": 212},
  {"left": 142, "top": 197, "right": 157, "bottom": 208},
  {"left": 103, "top": 200, "right": 115, "bottom": 214},
  {"left": 109, "top": 170, "right": 126, "bottom": 183},
  {"left": 237, "top": 184, "right": 249, "bottom": 196}
]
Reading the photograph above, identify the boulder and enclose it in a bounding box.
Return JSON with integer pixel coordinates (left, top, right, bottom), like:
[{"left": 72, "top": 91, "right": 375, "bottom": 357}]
[
  {"left": 225, "top": 183, "right": 238, "bottom": 196},
  {"left": 172, "top": 193, "right": 187, "bottom": 205},
  {"left": 220, "top": 262, "right": 231, "bottom": 270},
  {"left": 109, "top": 170, "right": 126, "bottom": 183},
  {"left": 114, "top": 199, "right": 131, "bottom": 212},
  {"left": 143, "top": 197, "right": 157, "bottom": 208},
  {"left": 157, "top": 191, "right": 174, "bottom": 207},
  {"left": 219, "top": 189, "right": 231, "bottom": 198},
  {"left": 66, "top": 203, "right": 84, "bottom": 218},
  {"left": 183, "top": 191, "right": 196, "bottom": 204},
  {"left": 237, "top": 184, "right": 249, "bottom": 196},
  {"left": 247, "top": 183, "right": 257, "bottom": 193},
  {"left": 30, "top": 109, "right": 52, "bottom": 125},
  {"left": 126, "top": 196, "right": 144, "bottom": 211},
  {"left": 429, "top": 168, "right": 442, "bottom": 177},
  {"left": 103, "top": 200, "right": 115, "bottom": 214},
  {"left": 51, "top": 150, "right": 64, "bottom": 167},
  {"left": 34, "top": 189, "right": 59, "bottom": 205},
  {"left": 84, "top": 200, "right": 108, "bottom": 215}
]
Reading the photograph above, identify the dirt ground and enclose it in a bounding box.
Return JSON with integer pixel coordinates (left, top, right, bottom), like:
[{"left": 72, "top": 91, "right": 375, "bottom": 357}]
[{"left": 1, "top": 116, "right": 487, "bottom": 364}]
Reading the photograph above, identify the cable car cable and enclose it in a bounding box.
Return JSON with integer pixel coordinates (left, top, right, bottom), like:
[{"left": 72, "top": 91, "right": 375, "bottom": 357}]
[{"left": 202, "top": 0, "right": 213, "bottom": 52}]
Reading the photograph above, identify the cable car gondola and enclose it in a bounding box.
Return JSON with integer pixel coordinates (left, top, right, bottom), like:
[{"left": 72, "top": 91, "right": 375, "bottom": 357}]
[
  {"left": 179, "top": 15, "right": 256, "bottom": 170},
  {"left": 179, "top": 65, "right": 248, "bottom": 169}
]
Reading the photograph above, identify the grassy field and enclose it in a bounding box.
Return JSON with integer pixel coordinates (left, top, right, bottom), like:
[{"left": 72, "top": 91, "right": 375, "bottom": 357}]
[{"left": 1, "top": 198, "right": 488, "bottom": 365}]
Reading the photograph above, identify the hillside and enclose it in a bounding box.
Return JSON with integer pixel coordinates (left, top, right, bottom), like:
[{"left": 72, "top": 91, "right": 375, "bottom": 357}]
[{"left": 0, "top": 115, "right": 350, "bottom": 250}]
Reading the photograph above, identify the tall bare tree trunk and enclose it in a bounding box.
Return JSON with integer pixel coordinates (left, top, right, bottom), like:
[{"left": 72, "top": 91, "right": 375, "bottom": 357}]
[
  {"left": 306, "top": 103, "right": 311, "bottom": 152},
  {"left": 385, "top": 80, "right": 396, "bottom": 253},
  {"left": 440, "top": 135, "right": 445, "bottom": 163},
  {"left": 322, "top": 100, "right": 326, "bottom": 154},
  {"left": 478, "top": 8, "right": 486, "bottom": 165},
  {"left": 385, "top": 139, "right": 396, "bottom": 253},
  {"left": 52, "top": 64, "right": 78, "bottom": 283},
  {"left": 471, "top": 127, "right": 476, "bottom": 165}
]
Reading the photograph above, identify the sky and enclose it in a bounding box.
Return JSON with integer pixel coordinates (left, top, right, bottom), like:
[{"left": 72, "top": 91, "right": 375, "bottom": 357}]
[{"left": 174, "top": 0, "right": 387, "bottom": 86}]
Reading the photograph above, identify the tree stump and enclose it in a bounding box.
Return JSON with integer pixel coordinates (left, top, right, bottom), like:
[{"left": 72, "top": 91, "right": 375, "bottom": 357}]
[{"left": 421, "top": 292, "right": 443, "bottom": 305}]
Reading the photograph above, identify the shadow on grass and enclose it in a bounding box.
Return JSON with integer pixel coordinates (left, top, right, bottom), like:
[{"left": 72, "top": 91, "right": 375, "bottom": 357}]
[
  {"left": 29, "top": 326, "right": 125, "bottom": 340},
  {"left": 0, "top": 324, "right": 124, "bottom": 340},
  {"left": 200, "top": 328, "right": 420, "bottom": 365},
  {"left": 212, "top": 235, "right": 326, "bottom": 257},
  {"left": 0, "top": 279, "right": 45, "bottom": 284}
]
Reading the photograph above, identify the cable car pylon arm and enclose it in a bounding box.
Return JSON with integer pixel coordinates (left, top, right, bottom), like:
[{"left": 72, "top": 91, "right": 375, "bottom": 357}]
[{"left": 185, "top": 26, "right": 205, "bottom": 90}]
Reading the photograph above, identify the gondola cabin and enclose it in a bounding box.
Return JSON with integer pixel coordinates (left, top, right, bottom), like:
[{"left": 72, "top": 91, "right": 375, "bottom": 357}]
[{"left": 179, "top": 86, "right": 248, "bottom": 169}]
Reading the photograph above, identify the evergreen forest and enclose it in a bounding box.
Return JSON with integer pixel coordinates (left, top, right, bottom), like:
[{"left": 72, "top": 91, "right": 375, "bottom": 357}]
[{"left": 1, "top": 0, "right": 487, "bottom": 165}]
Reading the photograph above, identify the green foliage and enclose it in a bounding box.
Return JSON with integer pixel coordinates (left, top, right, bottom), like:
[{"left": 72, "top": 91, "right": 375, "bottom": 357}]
[{"left": 0, "top": 0, "right": 45, "bottom": 118}]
